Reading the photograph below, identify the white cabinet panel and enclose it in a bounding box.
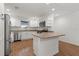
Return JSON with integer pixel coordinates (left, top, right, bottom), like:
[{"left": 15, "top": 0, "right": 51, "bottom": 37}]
[
  {"left": 46, "top": 14, "right": 54, "bottom": 26},
  {"left": 33, "top": 36, "right": 59, "bottom": 56},
  {"left": 29, "top": 17, "right": 39, "bottom": 27},
  {"left": 21, "top": 31, "right": 34, "bottom": 40},
  {"left": 46, "top": 19, "right": 53, "bottom": 26}
]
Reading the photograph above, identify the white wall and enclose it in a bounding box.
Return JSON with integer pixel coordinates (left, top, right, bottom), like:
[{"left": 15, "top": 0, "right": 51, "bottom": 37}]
[
  {"left": 0, "top": 3, "right": 4, "bottom": 56},
  {"left": 53, "top": 12, "right": 79, "bottom": 46}
]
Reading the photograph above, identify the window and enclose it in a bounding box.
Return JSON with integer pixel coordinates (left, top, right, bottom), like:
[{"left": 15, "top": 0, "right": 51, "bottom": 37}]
[{"left": 21, "top": 21, "right": 29, "bottom": 27}]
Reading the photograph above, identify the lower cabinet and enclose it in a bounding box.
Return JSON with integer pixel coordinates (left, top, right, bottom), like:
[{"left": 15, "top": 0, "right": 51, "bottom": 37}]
[
  {"left": 21, "top": 31, "right": 33, "bottom": 40},
  {"left": 33, "top": 36, "right": 59, "bottom": 56},
  {"left": 11, "top": 31, "right": 35, "bottom": 42}
]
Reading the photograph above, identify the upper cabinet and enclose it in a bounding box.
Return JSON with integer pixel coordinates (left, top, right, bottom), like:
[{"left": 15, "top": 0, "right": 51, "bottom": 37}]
[
  {"left": 46, "top": 14, "right": 54, "bottom": 26},
  {"left": 29, "top": 17, "right": 39, "bottom": 27}
]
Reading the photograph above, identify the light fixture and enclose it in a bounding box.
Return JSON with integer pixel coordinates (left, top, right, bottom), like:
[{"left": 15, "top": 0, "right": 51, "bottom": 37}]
[
  {"left": 52, "top": 8, "right": 55, "bottom": 11},
  {"left": 46, "top": 3, "right": 50, "bottom": 5},
  {"left": 6, "top": 9, "right": 10, "bottom": 12}
]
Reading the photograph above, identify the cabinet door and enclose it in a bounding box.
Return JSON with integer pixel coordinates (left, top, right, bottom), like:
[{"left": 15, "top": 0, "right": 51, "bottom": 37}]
[
  {"left": 46, "top": 19, "right": 53, "bottom": 26},
  {"left": 33, "top": 36, "right": 40, "bottom": 55},
  {"left": 21, "top": 32, "right": 33, "bottom": 40},
  {"left": 46, "top": 14, "right": 54, "bottom": 26},
  {"left": 29, "top": 17, "right": 39, "bottom": 27}
]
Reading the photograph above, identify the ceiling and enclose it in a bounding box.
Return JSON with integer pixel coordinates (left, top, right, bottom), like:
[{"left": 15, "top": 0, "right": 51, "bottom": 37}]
[{"left": 4, "top": 3, "right": 79, "bottom": 18}]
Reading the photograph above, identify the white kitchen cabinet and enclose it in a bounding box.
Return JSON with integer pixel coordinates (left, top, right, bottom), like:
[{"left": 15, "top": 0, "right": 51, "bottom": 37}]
[
  {"left": 46, "top": 19, "right": 53, "bottom": 26},
  {"left": 46, "top": 14, "right": 54, "bottom": 26},
  {"left": 32, "top": 32, "right": 64, "bottom": 56},
  {"left": 20, "top": 31, "right": 35, "bottom": 40},
  {"left": 29, "top": 17, "right": 39, "bottom": 27},
  {"left": 33, "top": 34, "right": 59, "bottom": 56},
  {"left": 10, "top": 31, "right": 33, "bottom": 42},
  {"left": 10, "top": 32, "right": 14, "bottom": 42}
]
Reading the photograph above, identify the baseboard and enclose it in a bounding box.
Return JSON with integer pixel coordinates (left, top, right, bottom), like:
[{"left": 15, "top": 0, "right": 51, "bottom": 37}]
[
  {"left": 59, "top": 40, "right": 79, "bottom": 46},
  {"left": 21, "top": 38, "right": 33, "bottom": 41}
]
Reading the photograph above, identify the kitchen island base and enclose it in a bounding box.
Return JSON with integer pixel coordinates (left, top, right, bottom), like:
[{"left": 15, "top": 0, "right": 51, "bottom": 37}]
[
  {"left": 33, "top": 32, "right": 64, "bottom": 56},
  {"left": 33, "top": 36, "right": 59, "bottom": 56}
]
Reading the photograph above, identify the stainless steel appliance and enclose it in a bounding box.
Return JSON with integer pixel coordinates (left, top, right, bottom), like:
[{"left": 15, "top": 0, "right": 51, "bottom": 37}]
[{"left": 4, "top": 14, "right": 11, "bottom": 56}]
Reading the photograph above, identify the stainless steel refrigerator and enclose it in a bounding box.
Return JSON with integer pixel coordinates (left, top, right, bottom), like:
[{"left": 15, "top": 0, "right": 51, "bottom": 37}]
[{"left": 4, "top": 14, "right": 11, "bottom": 56}]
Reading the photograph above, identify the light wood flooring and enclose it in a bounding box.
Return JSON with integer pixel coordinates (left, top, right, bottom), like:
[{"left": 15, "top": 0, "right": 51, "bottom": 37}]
[
  {"left": 10, "top": 39, "right": 79, "bottom": 56},
  {"left": 10, "top": 39, "right": 33, "bottom": 56}
]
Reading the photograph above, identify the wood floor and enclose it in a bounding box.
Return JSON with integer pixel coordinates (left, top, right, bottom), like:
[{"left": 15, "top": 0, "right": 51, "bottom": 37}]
[
  {"left": 10, "top": 39, "right": 79, "bottom": 56},
  {"left": 56, "top": 41, "right": 79, "bottom": 56},
  {"left": 10, "top": 39, "right": 33, "bottom": 56}
]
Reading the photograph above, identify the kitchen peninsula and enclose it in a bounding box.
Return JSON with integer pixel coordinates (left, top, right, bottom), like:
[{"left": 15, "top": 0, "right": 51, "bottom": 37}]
[{"left": 32, "top": 32, "right": 64, "bottom": 56}]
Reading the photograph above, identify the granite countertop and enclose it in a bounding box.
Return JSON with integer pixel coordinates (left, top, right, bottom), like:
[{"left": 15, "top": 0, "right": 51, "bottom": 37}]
[
  {"left": 10, "top": 26, "right": 50, "bottom": 32},
  {"left": 32, "top": 32, "right": 65, "bottom": 39},
  {"left": 11, "top": 27, "right": 45, "bottom": 32},
  {"left": 11, "top": 29, "right": 37, "bottom": 32}
]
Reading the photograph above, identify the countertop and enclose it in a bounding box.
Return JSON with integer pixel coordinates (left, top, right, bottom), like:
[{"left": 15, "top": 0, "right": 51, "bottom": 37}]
[
  {"left": 11, "top": 26, "right": 49, "bottom": 32},
  {"left": 32, "top": 32, "right": 65, "bottom": 39},
  {"left": 11, "top": 29, "right": 37, "bottom": 32}
]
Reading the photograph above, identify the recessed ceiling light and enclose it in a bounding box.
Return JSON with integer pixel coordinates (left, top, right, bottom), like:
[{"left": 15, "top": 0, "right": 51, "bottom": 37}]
[
  {"left": 52, "top": 8, "right": 55, "bottom": 11},
  {"left": 6, "top": 9, "right": 10, "bottom": 11},
  {"left": 46, "top": 3, "right": 50, "bottom": 5}
]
